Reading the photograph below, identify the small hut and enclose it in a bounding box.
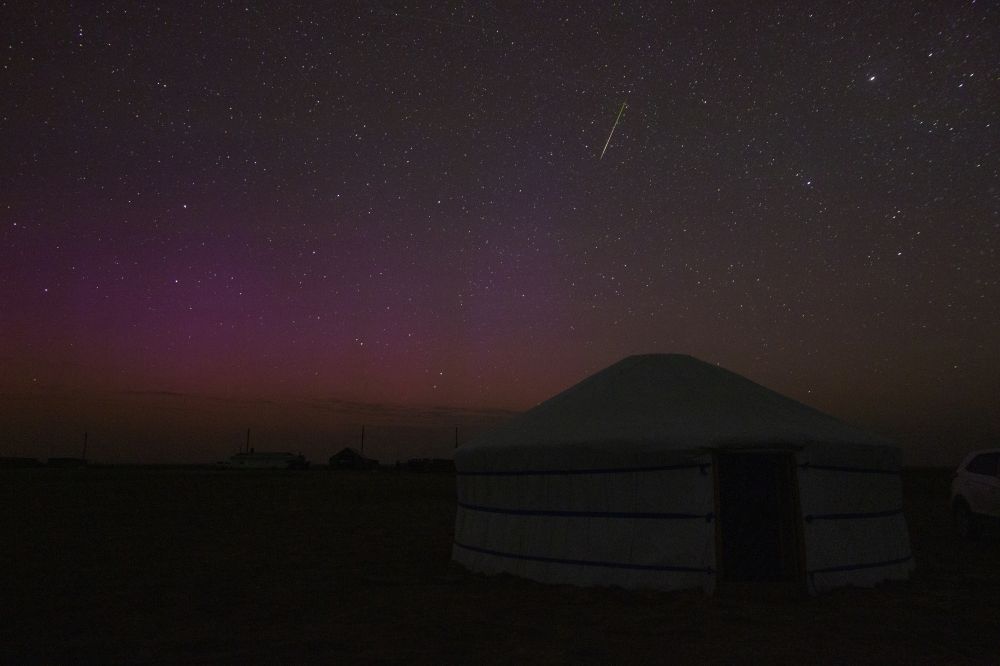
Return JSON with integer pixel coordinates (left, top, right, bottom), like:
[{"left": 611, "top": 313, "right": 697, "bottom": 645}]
[{"left": 329, "top": 447, "right": 379, "bottom": 470}]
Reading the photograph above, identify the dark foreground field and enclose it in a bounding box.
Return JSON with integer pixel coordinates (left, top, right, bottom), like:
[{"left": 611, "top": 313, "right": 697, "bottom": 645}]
[{"left": 3, "top": 467, "right": 999, "bottom": 664}]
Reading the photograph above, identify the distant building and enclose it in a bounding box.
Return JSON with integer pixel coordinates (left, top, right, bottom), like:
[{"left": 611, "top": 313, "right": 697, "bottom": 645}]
[
  {"left": 329, "top": 447, "right": 379, "bottom": 470},
  {"left": 226, "top": 451, "right": 309, "bottom": 470},
  {"left": 0, "top": 456, "right": 43, "bottom": 468}
]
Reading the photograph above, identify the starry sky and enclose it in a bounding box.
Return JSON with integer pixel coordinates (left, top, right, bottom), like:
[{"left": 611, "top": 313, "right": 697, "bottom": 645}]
[{"left": 2, "top": 2, "right": 998, "bottom": 463}]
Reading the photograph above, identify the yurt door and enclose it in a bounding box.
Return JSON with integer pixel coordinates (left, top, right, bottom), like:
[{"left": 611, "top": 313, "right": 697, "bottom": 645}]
[{"left": 715, "top": 452, "right": 804, "bottom": 586}]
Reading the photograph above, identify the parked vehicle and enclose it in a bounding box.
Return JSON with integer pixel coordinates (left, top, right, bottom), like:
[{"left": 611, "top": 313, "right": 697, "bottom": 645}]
[{"left": 951, "top": 449, "right": 1000, "bottom": 538}]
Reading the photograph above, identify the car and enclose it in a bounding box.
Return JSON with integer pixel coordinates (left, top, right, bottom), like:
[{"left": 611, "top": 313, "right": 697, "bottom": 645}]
[{"left": 951, "top": 449, "right": 1000, "bottom": 538}]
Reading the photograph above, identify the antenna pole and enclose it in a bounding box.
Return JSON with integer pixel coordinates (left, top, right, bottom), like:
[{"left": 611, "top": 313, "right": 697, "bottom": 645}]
[
  {"left": 246, "top": 428, "right": 251, "bottom": 454},
  {"left": 361, "top": 425, "right": 366, "bottom": 453},
  {"left": 82, "top": 431, "right": 88, "bottom": 459}
]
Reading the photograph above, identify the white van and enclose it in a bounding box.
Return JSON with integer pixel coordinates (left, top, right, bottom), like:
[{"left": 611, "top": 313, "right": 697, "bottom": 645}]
[{"left": 951, "top": 449, "right": 1000, "bottom": 538}]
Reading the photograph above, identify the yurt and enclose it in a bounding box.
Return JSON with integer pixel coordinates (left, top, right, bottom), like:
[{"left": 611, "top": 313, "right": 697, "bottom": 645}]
[{"left": 452, "top": 355, "right": 913, "bottom": 594}]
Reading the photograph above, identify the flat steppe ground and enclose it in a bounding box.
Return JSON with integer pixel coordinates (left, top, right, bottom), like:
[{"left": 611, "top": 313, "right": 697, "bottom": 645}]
[{"left": 3, "top": 467, "right": 999, "bottom": 664}]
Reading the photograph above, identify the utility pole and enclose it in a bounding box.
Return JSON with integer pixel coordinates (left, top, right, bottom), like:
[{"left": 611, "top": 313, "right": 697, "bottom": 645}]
[{"left": 361, "top": 425, "right": 366, "bottom": 453}]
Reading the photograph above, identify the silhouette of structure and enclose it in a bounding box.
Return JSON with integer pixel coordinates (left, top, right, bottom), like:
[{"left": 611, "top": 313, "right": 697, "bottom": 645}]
[
  {"left": 0, "top": 456, "right": 43, "bottom": 468},
  {"left": 329, "top": 447, "right": 379, "bottom": 470}
]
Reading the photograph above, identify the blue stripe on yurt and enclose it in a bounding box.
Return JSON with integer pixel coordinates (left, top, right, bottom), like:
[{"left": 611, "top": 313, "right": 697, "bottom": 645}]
[
  {"left": 807, "top": 554, "right": 914, "bottom": 576},
  {"left": 798, "top": 463, "right": 900, "bottom": 475},
  {"left": 458, "top": 502, "right": 712, "bottom": 521},
  {"left": 456, "top": 463, "right": 708, "bottom": 477},
  {"left": 804, "top": 508, "right": 904, "bottom": 523},
  {"left": 454, "top": 540, "right": 714, "bottom": 573}
]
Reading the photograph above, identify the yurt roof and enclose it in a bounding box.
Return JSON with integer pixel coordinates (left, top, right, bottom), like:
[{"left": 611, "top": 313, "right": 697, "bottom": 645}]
[{"left": 462, "top": 354, "right": 888, "bottom": 453}]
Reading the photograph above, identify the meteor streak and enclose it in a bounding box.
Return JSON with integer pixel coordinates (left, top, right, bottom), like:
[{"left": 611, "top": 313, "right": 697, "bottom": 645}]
[{"left": 599, "top": 100, "right": 627, "bottom": 159}]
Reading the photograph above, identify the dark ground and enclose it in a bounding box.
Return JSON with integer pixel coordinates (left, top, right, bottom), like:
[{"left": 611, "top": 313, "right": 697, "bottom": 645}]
[{"left": 2, "top": 467, "right": 999, "bottom": 664}]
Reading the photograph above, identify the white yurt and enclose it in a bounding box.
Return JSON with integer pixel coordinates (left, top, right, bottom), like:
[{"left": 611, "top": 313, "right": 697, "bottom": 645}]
[{"left": 452, "top": 355, "right": 913, "bottom": 594}]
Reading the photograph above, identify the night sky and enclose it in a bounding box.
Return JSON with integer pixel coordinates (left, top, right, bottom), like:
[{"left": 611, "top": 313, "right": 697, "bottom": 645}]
[{"left": 2, "top": 2, "right": 998, "bottom": 463}]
